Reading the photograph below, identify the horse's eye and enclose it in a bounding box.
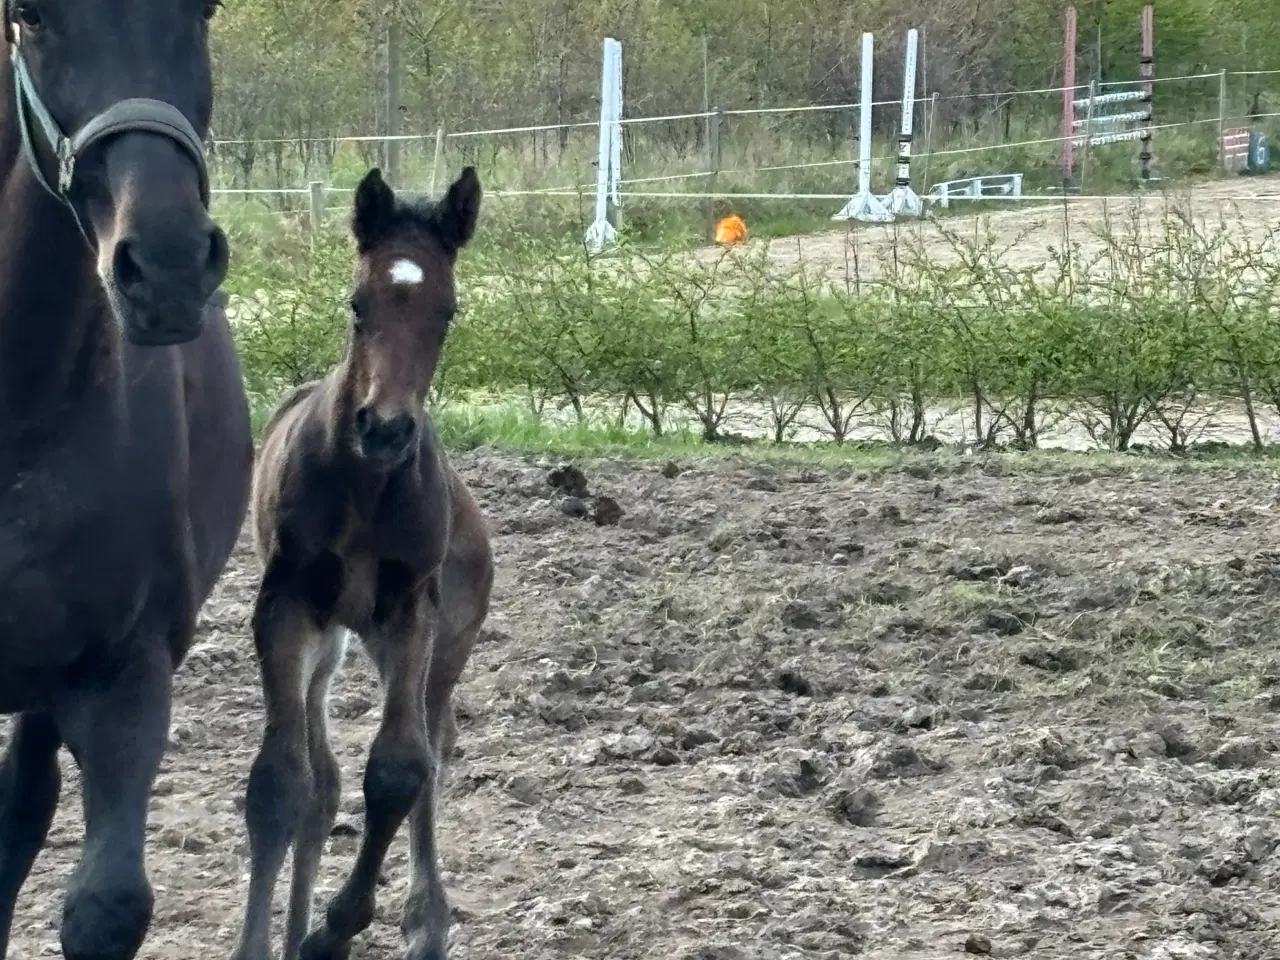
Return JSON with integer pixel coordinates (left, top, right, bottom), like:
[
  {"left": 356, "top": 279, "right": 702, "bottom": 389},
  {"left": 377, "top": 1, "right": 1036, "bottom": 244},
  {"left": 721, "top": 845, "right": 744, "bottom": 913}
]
[
  {"left": 349, "top": 298, "right": 365, "bottom": 331},
  {"left": 14, "top": 2, "right": 42, "bottom": 29},
  {"left": 202, "top": 0, "right": 221, "bottom": 21}
]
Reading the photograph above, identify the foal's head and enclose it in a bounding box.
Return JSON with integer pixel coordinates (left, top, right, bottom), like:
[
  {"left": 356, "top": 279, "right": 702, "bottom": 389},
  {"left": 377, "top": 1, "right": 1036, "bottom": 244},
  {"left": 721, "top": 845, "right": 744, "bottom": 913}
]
[
  {"left": 342, "top": 166, "right": 481, "bottom": 467},
  {"left": 3, "top": 0, "right": 226, "bottom": 344}
]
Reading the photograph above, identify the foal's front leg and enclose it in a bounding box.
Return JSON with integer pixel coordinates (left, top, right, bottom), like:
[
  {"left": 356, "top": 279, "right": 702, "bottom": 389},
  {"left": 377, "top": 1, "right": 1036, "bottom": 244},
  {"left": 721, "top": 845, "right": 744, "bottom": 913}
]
[
  {"left": 232, "top": 576, "right": 317, "bottom": 960},
  {"left": 300, "top": 596, "right": 435, "bottom": 960}
]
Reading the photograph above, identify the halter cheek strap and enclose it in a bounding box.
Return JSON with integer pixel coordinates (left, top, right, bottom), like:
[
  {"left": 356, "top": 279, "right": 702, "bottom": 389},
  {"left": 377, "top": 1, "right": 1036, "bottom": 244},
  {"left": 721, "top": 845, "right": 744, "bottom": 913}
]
[{"left": 6, "top": 16, "right": 211, "bottom": 245}]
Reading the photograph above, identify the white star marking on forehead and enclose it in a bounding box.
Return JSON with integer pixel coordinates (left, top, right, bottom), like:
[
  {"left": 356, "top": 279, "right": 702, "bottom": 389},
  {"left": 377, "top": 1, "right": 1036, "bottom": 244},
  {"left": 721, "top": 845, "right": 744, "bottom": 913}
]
[{"left": 389, "top": 259, "right": 424, "bottom": 285}]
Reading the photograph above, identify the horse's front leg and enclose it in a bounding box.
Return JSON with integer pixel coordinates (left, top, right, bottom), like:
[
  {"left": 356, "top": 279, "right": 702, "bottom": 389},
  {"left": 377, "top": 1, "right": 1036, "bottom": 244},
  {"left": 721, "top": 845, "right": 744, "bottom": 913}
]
[
  {"left": 0, "top": 713, "right": 63, "bottom": 958},
  {"left": 52, "top": 638, "right": 175, "bottom": 960}
]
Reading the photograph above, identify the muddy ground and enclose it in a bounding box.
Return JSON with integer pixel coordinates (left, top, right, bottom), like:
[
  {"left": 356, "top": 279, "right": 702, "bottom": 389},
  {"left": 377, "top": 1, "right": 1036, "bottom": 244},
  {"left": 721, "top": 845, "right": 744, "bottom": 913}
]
[{"left": 8, "top": 450, "right": 1280, "bottom": 959}]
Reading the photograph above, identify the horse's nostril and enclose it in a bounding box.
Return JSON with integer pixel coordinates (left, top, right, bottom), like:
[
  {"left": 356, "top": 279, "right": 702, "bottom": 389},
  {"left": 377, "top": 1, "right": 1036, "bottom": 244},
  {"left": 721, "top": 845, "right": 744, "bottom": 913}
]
[
  {"left": 391, "top": 415, "right": 415, "bottom": 444},
  {"left": 112, "top": 240, "right": 144, "bottom": 294},
  {"left": 355, "top": 407, "right": 373, "bottom": 436},
  {"left": 205, "top": 225, "right": 230, "bottom": 286}
]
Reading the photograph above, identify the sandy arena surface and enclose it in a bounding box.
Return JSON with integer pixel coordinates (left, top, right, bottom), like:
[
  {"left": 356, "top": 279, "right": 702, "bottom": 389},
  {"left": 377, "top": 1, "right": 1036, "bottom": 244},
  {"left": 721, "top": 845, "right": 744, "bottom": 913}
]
[
  {"left": 698, "top": 173, "right": 1280, "bottom": 280},
  {"left": 5, "top": 447, "right": 1280, "bottom": 959}
]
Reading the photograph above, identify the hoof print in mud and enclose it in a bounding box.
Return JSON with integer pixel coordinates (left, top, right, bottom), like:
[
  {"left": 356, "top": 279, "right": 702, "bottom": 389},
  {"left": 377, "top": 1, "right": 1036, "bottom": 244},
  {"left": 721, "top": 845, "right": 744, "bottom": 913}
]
[
  {"left": 592, "top": 495, "right": 623, "bottom": 526},
  {"left": 548, "top": 464, "right": 590, "bottom": 498}
]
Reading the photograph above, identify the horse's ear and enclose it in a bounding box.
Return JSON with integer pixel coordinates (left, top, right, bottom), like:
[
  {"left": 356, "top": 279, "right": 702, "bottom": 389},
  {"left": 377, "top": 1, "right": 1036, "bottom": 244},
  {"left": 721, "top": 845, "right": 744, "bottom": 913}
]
[
  {"left": 352, "top": 167, "right": 395, "bottom": 249},
  {"left": 434, "top": 167, "right": 482, "bottom": 253}
]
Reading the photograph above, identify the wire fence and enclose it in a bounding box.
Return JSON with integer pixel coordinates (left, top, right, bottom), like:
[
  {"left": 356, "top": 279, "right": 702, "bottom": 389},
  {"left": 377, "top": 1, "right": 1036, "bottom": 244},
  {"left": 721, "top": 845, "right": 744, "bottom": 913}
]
[{"left": 208, "top": 66, "right": 1280, "bottom": 232}]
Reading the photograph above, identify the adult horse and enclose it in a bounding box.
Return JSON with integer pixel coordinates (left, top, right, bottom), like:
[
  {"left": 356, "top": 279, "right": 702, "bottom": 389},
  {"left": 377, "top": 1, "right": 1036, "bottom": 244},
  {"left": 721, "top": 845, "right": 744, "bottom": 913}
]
[{"left": 0, "top": 1, "right": 252, "bottom": 958}]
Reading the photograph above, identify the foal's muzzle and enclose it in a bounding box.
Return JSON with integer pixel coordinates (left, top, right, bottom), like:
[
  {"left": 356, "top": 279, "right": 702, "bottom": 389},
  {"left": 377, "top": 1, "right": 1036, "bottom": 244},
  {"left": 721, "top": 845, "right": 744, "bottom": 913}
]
[{"left": 355, "top": 407, "right": 419, "bottom": 465}]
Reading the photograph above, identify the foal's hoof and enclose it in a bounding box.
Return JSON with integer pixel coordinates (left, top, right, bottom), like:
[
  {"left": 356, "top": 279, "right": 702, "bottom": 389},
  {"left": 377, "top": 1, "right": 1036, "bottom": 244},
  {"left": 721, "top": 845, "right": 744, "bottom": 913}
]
[
  {"left": 406, "top": 937, "right": 447, "bottom": 960},
  {"left": 299, "top": 929, "right": 351, "bottom": 960}
]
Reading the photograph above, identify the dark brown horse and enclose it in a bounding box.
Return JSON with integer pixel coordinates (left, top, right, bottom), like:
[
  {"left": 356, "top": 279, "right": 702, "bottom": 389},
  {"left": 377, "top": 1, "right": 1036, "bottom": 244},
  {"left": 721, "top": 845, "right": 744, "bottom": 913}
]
[
  {"left": 0, "top": 1, "right": 252, "bottom": 958},
  {"left": 231, "top": 167, "right": 494, "bottom": 960}
]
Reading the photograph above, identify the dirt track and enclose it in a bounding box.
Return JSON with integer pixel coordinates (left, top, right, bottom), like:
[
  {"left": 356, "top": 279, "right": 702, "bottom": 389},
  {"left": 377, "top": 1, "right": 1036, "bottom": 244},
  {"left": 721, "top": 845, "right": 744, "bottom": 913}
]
[
  {"left": 705, "top": 172, "right": 1280, "bottom": 278},
  {"left": 7, "top": 449, "right": 1280, "bottom": 958}
]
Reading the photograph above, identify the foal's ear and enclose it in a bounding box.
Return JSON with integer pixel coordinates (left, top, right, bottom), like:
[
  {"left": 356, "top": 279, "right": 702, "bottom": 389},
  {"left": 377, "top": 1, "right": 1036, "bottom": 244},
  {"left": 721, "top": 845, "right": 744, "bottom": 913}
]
[
  {"left": 352, "top": 167, "right": 396, "bottom": 249},
  {"left": 433, "top": 167, "right": 482, "bottom": 254}
]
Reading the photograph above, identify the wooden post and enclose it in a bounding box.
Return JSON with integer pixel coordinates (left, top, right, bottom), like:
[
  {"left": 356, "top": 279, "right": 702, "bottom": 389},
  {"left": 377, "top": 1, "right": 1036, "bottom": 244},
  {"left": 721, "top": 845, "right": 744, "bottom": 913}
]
[
  {"left": 1138, "top": 4, "right": 1154, "bottom": 182},
  {"left": 1218, "top": 69, "right": 1228, "bottom": 170},
  {"left": 429, "top": 126, "right": 445, "bottom": 195},
  {"left": 308, "top": 181, "right": 324, "bottom": 250},
  {"left": 705, "top": 107, "right": 722, "bottom": 242},
  {"left": 385, "top": 14, "right": 402, "bottom": 186},
  {"left": 1062, "top": 6, "right": 1078, "bottom": 188},
  {"left": 701, "top": 35, "right": 710, "bottom": 150}
]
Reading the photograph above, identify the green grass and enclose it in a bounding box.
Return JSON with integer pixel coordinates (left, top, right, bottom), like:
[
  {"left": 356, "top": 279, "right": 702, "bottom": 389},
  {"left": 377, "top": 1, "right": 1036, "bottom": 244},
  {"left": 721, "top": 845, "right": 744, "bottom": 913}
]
[{"left": 424, "top": 400, "right": 1280, "bottom": 473}]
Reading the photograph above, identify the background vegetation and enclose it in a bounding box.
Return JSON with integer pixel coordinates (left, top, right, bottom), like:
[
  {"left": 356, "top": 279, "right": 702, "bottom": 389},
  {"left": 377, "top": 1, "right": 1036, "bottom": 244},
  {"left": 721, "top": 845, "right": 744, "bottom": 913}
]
[{"left": 213, "top": 2, "right": 1280, "bottom": 456}]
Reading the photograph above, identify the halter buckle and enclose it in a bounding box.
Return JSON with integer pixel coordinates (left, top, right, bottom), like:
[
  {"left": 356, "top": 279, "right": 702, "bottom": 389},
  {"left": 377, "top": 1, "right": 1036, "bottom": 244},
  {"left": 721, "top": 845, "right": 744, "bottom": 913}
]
[{"left": 56, "top": 142, "right": 75, "bottom": 194}]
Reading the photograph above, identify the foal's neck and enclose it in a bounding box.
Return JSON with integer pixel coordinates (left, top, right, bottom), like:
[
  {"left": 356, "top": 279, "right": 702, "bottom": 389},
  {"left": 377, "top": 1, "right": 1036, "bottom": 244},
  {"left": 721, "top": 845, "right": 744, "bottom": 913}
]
[{"left": 0, "top": 59, "right": 113, "bottom": 430}]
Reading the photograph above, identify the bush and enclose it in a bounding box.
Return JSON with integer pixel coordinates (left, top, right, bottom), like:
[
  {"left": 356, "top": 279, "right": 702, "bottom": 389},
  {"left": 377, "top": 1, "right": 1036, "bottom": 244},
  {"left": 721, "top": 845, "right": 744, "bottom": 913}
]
[{"left": 228, "top": 204, "right": 1280, "bottom": 452}]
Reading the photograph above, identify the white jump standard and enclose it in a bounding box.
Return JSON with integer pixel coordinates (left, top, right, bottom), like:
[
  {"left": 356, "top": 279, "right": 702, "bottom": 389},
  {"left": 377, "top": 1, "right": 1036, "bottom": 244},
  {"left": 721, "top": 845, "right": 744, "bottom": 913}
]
[
  {"left": 832, "top": 32, "right": 892, "bottom": 223},
  {"left": 886, "top": 28, "right": 922, "bottom": 217},
  {"left": 585, "top": 37, "right": 623, "bottom": 253}
]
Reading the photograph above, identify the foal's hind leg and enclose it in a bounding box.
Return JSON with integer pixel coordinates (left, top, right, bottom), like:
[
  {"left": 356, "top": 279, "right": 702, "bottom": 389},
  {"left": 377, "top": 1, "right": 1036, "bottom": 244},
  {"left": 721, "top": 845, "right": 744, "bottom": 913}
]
[
  {"left": 283, "top": 628, "right": 347, "bottom": 960},
  {"left": 0, "top": 714, "right": 62, "bottom": 958},
  {"left": 301, "top": 589, "right": 435, "bottom": 960},
  {"left": 53, "top": 643, "right": 174, "bottom": 960}
]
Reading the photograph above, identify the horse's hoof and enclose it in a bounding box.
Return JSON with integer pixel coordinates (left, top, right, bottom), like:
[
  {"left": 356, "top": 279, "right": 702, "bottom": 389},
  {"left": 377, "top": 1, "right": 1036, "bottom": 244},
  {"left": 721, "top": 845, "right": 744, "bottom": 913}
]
[{"left": 299, "top": 929, "right": 350, "bottom": 960}]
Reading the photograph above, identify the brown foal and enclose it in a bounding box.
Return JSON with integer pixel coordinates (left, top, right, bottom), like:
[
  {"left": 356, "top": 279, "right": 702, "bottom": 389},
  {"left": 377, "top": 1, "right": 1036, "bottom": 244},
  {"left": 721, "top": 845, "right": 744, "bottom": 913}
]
[{"left": 231, "top": 167, "right": 494, "bottom": 960}]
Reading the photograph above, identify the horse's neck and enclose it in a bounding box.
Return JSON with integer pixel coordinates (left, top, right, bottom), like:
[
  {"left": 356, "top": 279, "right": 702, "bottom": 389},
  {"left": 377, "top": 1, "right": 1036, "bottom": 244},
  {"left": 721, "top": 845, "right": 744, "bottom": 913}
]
[{"left": 0, "top": 73, "right": 113, "bottom": 427}]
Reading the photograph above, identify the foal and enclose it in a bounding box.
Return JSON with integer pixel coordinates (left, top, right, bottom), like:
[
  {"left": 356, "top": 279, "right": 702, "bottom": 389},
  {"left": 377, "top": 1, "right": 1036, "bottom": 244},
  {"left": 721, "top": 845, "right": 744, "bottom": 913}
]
[{"left": 232, "top": 167, "right": 494, "bottom": 960}]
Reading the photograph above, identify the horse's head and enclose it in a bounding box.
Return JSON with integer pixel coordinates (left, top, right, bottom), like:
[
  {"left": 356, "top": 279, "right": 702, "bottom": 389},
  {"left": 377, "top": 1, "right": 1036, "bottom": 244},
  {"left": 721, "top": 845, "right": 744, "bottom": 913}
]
[
  {"left": 4, "top": 0, "right": 225, "bottom": 345},
  {"left": 342, "top": 166, "right": 480, "bottom": 469}
]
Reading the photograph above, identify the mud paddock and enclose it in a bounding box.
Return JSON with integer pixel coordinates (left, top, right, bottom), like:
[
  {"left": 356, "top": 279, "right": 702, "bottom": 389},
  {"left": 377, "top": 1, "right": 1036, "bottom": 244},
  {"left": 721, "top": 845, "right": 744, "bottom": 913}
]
[{"left": 7, "top": 450, "right": 1280, "bottom": 959}]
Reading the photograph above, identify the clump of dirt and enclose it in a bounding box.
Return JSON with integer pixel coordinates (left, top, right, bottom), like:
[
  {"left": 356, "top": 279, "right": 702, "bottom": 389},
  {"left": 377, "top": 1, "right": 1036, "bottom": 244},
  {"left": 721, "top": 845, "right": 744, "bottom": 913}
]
[{"left": 7, "top": 452, "right": 1280, "bottom": 959}]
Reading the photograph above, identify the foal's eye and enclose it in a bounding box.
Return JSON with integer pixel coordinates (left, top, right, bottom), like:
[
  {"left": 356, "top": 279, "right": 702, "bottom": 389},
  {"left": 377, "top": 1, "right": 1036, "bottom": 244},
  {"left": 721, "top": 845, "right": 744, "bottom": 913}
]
[{"left": 13, "top": 1, "right": 42, "bottom": 29}]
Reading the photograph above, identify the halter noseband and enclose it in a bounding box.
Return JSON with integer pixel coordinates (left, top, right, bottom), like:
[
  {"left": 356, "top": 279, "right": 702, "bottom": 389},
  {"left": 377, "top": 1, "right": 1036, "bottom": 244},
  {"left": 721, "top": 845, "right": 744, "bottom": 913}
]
[{"left": 5, "top": 9, "right": 211, "bottom": 244}]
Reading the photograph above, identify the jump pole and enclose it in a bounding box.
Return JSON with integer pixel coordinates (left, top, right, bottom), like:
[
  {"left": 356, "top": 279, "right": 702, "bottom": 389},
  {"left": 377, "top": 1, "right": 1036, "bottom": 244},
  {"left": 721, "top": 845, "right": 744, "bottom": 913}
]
[
  {"left": 833, "top": 32, "right": 892, "bottom": 222},
  {"left": 585, "top": 37, "right": 623, "bottom": 253},
  {"left": 886, "top": 28, "right": 922, "bottom": 217}
]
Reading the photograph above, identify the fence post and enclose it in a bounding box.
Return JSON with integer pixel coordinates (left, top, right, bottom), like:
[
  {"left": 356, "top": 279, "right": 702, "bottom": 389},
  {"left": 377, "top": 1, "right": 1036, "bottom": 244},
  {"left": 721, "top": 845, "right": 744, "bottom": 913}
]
[
  {"left": 1079, "top": 79, "right": 1097, "bottom": 192},
  {"left": 1062, "top": 6, "right": 1078, "bottom": 188},
  {"left": 921, "top": 91, "right": 938, "bottom": 198},
  {"left": 1138, "top": 4, "right": 1154, "bottom": 181},
  {"left": 385, "top": 15, "right": 402, "bottom": 185},
  {"left": 704, "top": 108, "right": 723, "bottom": 242},
  {"left": 429, "top": 126, "right": 445, "bottom": 195},
  {"left": 308, "top": 181, "right": 324, "bottom": 250},
  {"left": 1218, "top": 68, "right": 1228, "bottom": 170}
]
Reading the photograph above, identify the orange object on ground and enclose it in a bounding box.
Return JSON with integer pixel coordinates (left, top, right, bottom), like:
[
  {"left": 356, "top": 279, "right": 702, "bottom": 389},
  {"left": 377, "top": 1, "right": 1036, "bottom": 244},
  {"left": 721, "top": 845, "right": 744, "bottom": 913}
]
[{"left": 715, "top": 214, "right": 748, "bottom": 245}]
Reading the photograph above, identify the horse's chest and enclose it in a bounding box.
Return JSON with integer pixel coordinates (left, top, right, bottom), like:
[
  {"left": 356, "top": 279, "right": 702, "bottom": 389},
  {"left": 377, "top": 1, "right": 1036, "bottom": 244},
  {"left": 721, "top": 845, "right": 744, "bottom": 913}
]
[
  {"left": 0, "top": 456, "right": 167, "bottom": 675},
  {"left": 328, "top": 507, "right": 443, "bottom": 633}
]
